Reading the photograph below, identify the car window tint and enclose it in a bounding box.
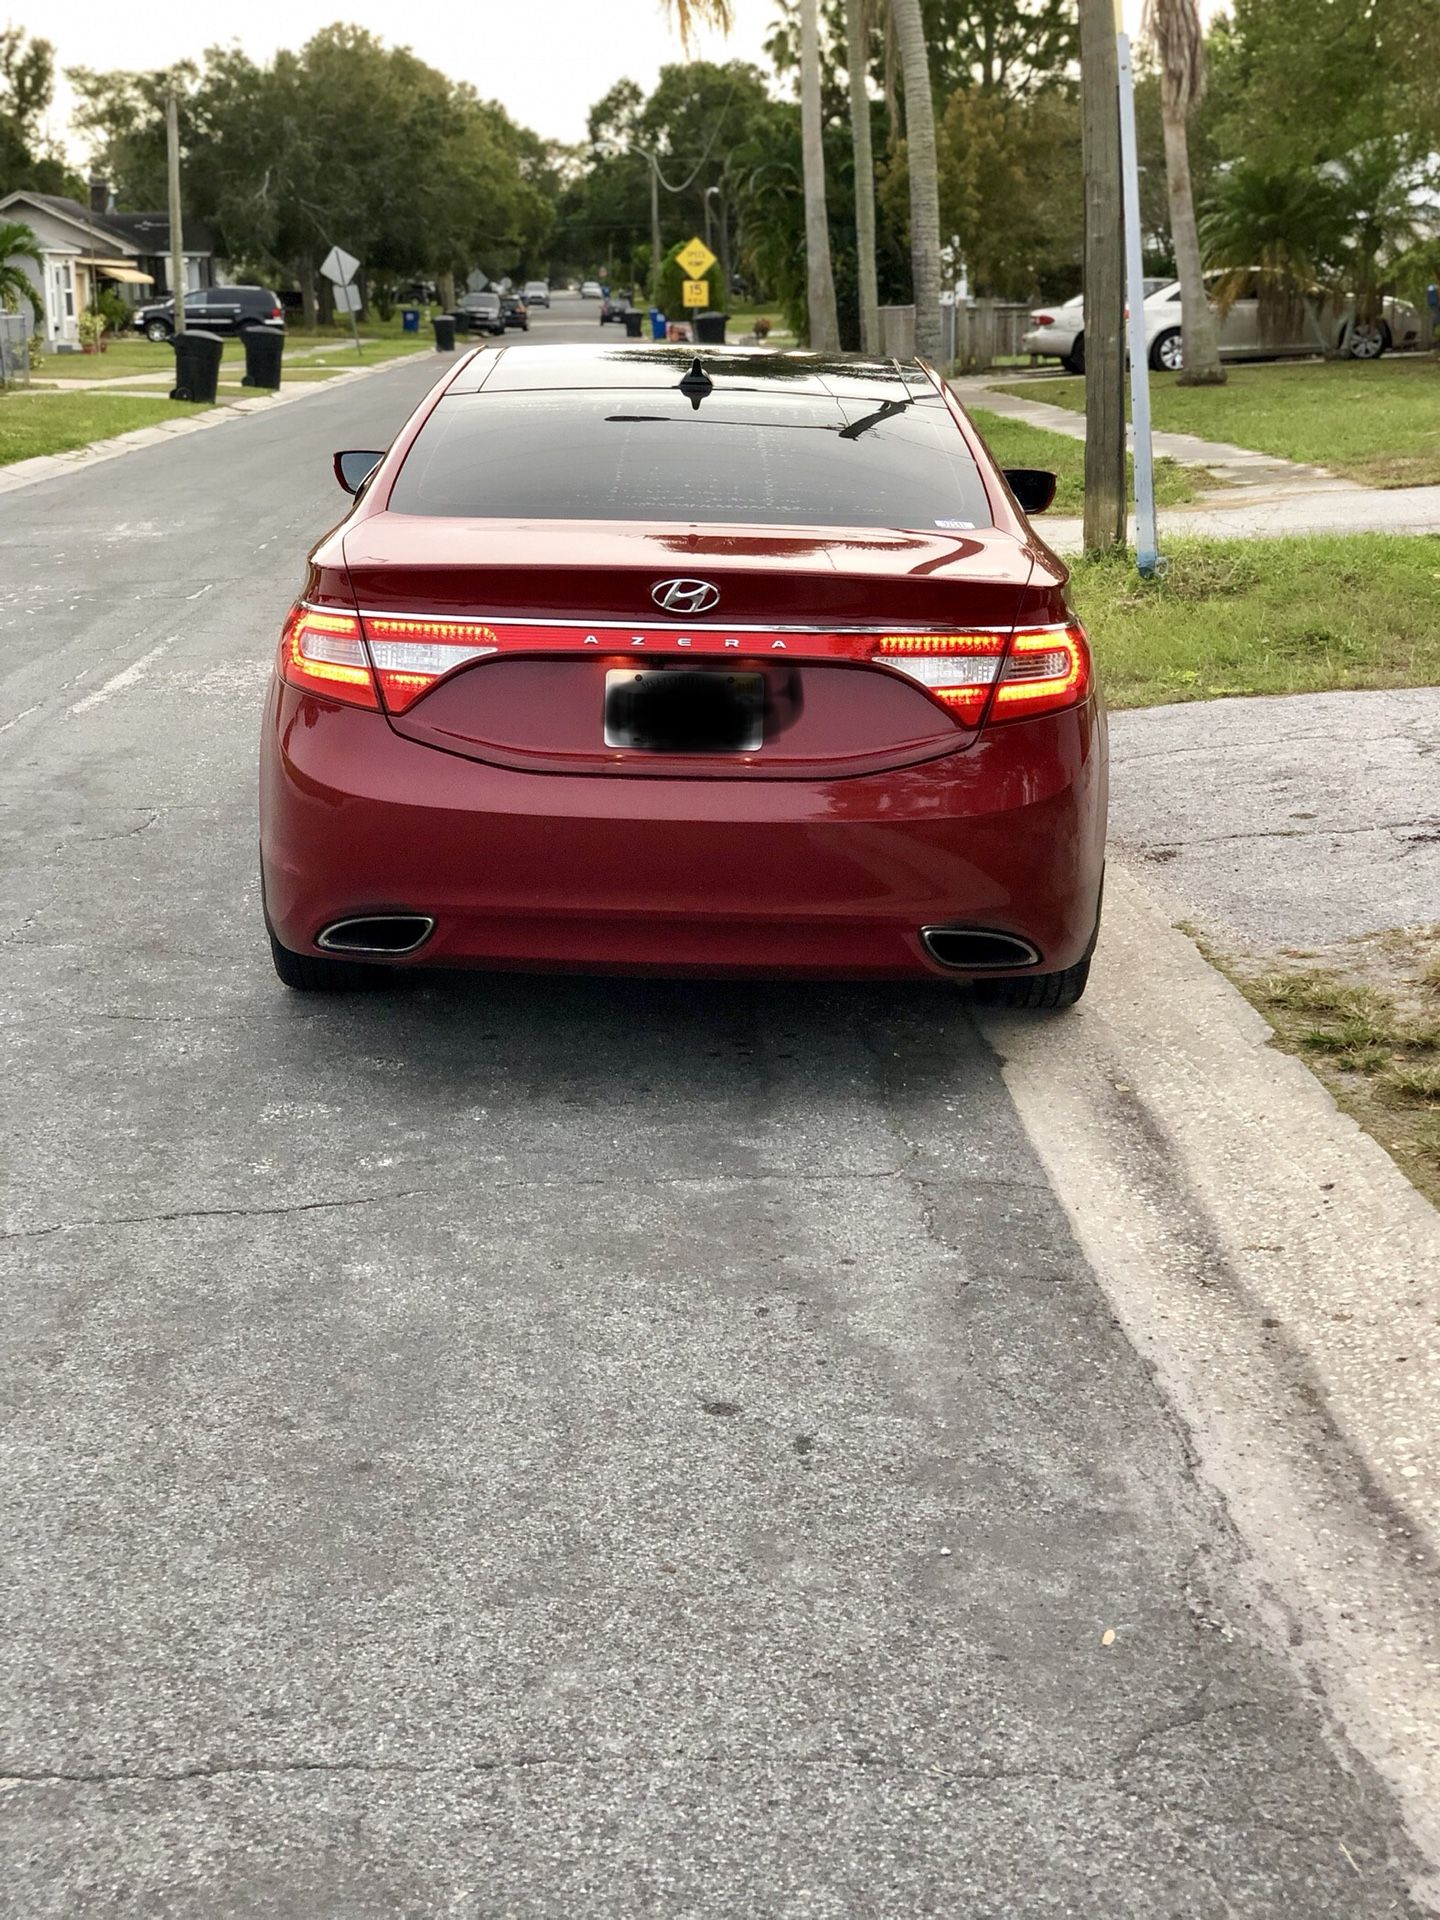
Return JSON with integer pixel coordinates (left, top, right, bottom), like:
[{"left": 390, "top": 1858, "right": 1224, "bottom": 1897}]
[{"left": 388, "top": 390, "right": 994, "bottom": 529}]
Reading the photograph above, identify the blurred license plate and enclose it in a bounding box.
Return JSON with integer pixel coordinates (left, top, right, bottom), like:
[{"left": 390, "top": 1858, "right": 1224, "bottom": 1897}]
[{"left": 604, "top": 668, "right": 764, "bottom": 753}]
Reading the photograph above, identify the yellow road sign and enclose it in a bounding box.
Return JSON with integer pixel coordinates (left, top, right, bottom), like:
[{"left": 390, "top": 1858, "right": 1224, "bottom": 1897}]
[
  {"left": 676, "top": 236, "right": 717, "bottom": 279},
  {"left": 682, "top": 278, "right": 710, "bottom": 308}
]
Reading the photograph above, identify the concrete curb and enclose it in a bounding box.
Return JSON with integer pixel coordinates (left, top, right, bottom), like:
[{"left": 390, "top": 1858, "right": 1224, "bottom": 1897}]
[
  {"left": 983, "top": 860, "right": 1440, "bottom": 1904},
  {"left": 0, "top": 350, "right": 434, "bottom": 498}
]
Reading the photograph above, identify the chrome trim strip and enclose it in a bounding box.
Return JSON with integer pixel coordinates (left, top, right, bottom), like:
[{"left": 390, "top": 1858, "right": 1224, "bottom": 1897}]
[{"left": 341, "top": 605, "right": 1038, "bottom": 638}]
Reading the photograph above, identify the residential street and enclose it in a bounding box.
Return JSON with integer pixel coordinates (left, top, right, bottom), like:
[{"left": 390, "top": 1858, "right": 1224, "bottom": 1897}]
[{"left": 1, "top": 305, "right": 1436, "bottom": 1915}]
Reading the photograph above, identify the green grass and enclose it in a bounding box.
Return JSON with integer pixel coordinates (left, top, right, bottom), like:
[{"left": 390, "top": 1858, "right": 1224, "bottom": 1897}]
[
  {"left": 1069, "top": 533, "right": 1440, "bottom": 709},
  {"left": 993, "top": 357, "right": 1440, "bottom": 488},
  {"left": 1244, "top": 960, "right": 1440, "bottom": 1200},
  {"left": 0, "top": 391, "right": 211, "bottom": 464},
  {"left": 968, "top": 407, "right": 1202, "bottom": 515}
]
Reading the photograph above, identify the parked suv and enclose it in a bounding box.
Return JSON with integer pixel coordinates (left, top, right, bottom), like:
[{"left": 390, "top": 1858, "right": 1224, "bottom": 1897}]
[
  {"left": 133, "top": 286, "right": 284, "bottom": 342},
  {"left": 456, "top": 291, "right": 504, "bottom": 336},
  {"left": 523, "top": 280, "right": 550, "bottom": 309}
]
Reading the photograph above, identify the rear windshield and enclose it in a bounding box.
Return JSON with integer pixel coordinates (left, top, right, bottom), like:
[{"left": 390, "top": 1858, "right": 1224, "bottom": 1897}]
[{"left": 386, "top": 389, "right": 993, "bottom": 529}]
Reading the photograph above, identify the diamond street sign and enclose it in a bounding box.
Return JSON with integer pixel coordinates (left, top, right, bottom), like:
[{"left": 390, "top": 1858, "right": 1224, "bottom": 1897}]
[
  {"left": 676, "top": 236, "right": 717, "bottom": 280},
  {"left": 319, "top": 245, "right": 360, "bottom": 286}
]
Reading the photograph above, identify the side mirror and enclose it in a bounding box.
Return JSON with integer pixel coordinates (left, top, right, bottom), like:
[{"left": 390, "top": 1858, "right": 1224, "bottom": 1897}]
[
  {"left": 334, "top": 449, "right": 384, "bottom": 495},
  {"left": 1002, "top": 467, "right": 1058, "bottom": 514}
]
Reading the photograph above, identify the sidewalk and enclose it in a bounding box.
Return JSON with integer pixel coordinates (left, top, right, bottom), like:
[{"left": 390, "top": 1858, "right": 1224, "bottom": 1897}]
[{"left": 950, "top": 374, "right": 1440, "bottom": 548}]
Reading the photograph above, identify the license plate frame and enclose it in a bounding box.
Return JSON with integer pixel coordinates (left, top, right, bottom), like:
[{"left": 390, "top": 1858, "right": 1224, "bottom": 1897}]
[{"left": 603, "top": 667, "right": 765, "bottom": 754}]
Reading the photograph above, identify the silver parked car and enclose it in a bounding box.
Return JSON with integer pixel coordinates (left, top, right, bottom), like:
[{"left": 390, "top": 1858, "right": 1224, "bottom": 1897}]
[{"left": 1023, "top": 274, "right": 1423, "bottom": 373}]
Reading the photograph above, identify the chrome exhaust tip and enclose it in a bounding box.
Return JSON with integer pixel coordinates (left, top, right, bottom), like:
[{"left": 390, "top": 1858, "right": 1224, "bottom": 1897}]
[
  {"left": 920, "top": 926, "right": 1041, "bottom": 970},
  {"left": 316, "top": 914, "right": 435, "bottom": 956}
]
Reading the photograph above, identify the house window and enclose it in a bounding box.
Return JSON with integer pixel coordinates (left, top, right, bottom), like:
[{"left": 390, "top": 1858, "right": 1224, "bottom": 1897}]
[{"left": 61, "top": 262, "right": 74, "bottom": 317}]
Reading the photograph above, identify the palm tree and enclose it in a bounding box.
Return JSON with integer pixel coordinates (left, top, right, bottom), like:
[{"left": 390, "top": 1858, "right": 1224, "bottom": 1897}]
[
  {"left": 1199, "top": 160, "right": 1344, "bottom": 353},
  {"left": 1142, "top": 0, "right": 1224, "bottom": 384},
  {"left": 799, "top": 0, "right": 841, "bottom": 349},
  {"left": 0, "top": 221, "right": 44, "bottom": 323},
  {"left": 846, "top": 0, "right": 881, "bottom": 354},
  {"left": 889, "top": 0, "right": 942, "bottom": 360},
  {"left": 660, "top": 0, "right": 733, "bottom": 41}
]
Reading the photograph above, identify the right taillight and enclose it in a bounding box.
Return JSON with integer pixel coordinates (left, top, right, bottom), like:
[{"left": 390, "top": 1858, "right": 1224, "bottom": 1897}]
[
  {"left": 872, "top": 621, "right": 1091, "bottom": 726},
  {"left": 992, "top": 623, "right": 1091, "bottom": 721}
]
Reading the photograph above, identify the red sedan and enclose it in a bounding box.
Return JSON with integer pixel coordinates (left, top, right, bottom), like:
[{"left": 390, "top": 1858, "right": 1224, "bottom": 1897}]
[{"left": 260, "top": 344, "right": 1106, "bottom": 1006}]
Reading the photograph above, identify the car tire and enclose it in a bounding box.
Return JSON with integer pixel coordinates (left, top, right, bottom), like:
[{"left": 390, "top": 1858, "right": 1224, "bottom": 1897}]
[
  {"left": 1150, "top": 327, "right": 1184, "bottom": 372},
  {"left": 971, "top": 957, "right": 1091, "bottom": 1011},
  {"left": 145, "top": 319, "right": 172, "bottom": 342},
  {"left": 1344, "top": 318, "right": 1389, "bottom": 360},
  {"left": 1061, "top": 335, "right": 1085, "bottom": 375},
  {"left": 268, "top": 930, "right": 386, "bottom": 993}
]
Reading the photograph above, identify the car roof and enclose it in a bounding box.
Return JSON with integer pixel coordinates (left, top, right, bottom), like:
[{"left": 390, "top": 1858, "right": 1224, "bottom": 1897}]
[{"left": 447, "top": 343, "right": 940, "bottom": 403}]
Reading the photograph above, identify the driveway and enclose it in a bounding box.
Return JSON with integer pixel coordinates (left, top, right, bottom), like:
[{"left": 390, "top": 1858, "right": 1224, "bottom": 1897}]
[{"left": 1, "top": 308, "right": 1434, "bottom": 1915}]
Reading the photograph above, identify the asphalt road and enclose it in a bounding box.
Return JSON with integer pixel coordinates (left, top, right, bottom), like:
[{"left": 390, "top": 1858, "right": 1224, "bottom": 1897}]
[{"left": 0, "top": 301, "right": 1428, "bottom": 1915}]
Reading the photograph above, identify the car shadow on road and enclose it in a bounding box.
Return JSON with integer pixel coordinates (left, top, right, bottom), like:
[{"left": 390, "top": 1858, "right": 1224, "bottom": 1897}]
[{"left": 268, "top": 965, "right": 1004, "bottom": 1121}]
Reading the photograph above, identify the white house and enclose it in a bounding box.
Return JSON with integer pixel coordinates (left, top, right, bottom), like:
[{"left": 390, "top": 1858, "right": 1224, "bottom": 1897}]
[{"left": 0, "top": 187, "right": 215, "bottom": 351}]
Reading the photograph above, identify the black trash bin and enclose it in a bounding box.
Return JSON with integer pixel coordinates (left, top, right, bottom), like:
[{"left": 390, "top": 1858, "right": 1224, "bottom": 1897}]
[
  {"left": 694, "top": 311, "right": 729, "bottom": 344},
  {"left": 622, "top": 309, "right": 644, "bottom": 338},
  {"left": 169, "top": 329, "right": 224, "bottom": 403},
  {"left": 433, "top": 313, "right": 457, "bottom": 352},
  {"left": 240, "top": 324, "right": 284, "bottom": 389}
]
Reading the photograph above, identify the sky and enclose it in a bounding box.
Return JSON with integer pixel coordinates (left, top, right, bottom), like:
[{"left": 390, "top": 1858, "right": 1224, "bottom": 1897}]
[{"left": 27, "top": 0, "right": 1215, "bottom": 166}]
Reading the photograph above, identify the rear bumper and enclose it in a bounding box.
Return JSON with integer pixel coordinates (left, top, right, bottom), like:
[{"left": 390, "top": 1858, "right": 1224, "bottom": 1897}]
[{"left": 259, "top": 682, "right": 1107, "bottom": 980}]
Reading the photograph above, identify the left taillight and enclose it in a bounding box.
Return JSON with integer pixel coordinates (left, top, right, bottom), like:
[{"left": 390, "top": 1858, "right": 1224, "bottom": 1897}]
[
  {"left": 280, "top": 607, "right": 378, "bottom": 708},
  {"left": 277, "top": 606, "right": 498, "bottom": 713},
  {"left": 872, "top": 622, "right": 1091, "bottom": 725}
]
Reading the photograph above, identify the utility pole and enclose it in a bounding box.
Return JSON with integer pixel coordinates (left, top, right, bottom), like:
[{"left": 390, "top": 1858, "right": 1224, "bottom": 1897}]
[
  {"left": 166, "top": 89, "right": 185, "bottom": 334},
  {"left": 649, "top": 157, "right": 662, "bottom": 305},
  {"left": 1078, "top": 0, "right": 1126, "bottom": 551}
]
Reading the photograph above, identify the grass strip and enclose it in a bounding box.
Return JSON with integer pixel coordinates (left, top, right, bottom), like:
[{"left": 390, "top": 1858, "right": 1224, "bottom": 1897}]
[
  {"left": 0, "top": 392, "right": 212, "bottom": 465},
  {"left": 1069, "top": 534, "right": 1440, "bottom": 709},
  {"left": 992, "top": 357, "right": 1440, "bottom": 488}
]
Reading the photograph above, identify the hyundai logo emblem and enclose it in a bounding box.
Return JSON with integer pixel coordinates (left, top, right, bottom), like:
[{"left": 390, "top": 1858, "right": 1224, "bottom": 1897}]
[{"left": 651, "top": 577, "right": 720, "bottom": 615}]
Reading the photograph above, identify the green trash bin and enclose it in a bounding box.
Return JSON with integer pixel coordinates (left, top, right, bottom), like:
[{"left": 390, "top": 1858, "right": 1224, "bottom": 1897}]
[
  {"left": 240, "top": 325, "right": 284, "bottom": 389},
  {"left": 169, "top": 329, "right": 224, "bottom": 403}
]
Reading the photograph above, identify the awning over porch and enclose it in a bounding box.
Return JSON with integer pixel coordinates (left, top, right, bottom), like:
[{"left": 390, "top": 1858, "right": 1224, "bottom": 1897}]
[{"left": 85, "top": 261, "right": 155, "bottom": 285}]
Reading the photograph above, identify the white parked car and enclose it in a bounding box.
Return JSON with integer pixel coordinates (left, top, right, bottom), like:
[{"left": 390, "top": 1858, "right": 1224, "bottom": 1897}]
[
  {"left": 1023, "top": 275, "right": 1423, "bottom": 373},
  {"left": 580, "top": 280, "right": 603, "bottom": 300}
]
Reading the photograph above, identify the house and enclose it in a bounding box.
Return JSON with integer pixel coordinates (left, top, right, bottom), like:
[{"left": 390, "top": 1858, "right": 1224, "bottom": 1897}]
[{"left": 0, "top": 183, "right": 217, "bottom": 351}]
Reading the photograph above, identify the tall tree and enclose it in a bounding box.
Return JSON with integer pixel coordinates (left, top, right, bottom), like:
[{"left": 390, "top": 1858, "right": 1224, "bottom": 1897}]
[
  {"left": 1143, "top": 0, "right": 1223, "bottom": 384},
  {"left": 890, "top": 0, "right": 942, "bottom": 358},
  {"left": 846, "top": 0, "right": 881, "bottom": 353},
  {"left": 800, "top": 0, "right": 841, "bottom": 348}
]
